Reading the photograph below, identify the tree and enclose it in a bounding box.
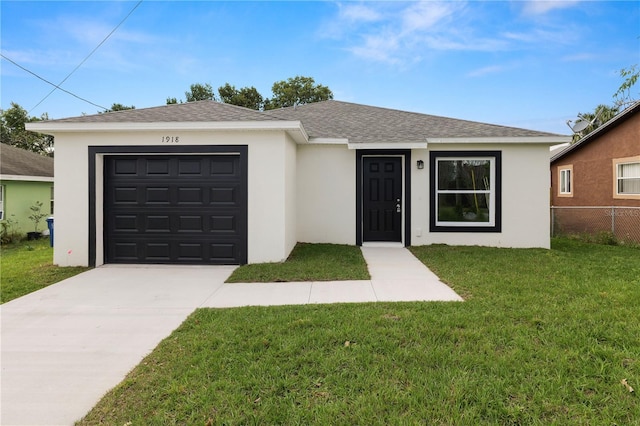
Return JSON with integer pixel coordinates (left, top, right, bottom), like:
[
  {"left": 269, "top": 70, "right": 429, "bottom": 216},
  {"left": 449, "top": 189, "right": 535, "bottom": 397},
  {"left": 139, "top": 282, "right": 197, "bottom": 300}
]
[
  {"left": 570, "top": 65, "right": 638, "bottom": 143},
  {"left": 613, "top": 64, "right": 638, "bottom": 108},
  {"left": 166, "top": 97, "right": 179, "bottom": 105},
  {"left": 185, "top": 83, "right": 216, "bottom": 102},
  {"left": 107, "top": 103, "right": 135, "bottom": 112},
  {"left": 0, "top": 102, "right": 53, "bottom": 156},
  {"left": 218, "top": 83, "right": 264, "bottom": 110},
  {"left": 571, "top": 104, "right": 619, "bottom": 142},
  {"left": 263, "top": 76, "right": 333, "bottom": 110},
  {"left": 99, "top": 103, "right": 135, "bottom": 113}
]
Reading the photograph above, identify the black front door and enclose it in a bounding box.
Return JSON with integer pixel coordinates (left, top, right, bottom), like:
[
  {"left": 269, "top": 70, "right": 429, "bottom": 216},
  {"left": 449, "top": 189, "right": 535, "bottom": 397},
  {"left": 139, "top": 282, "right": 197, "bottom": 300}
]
[{"left": 362, "top": 157, "right": 402, "bottom": 242}]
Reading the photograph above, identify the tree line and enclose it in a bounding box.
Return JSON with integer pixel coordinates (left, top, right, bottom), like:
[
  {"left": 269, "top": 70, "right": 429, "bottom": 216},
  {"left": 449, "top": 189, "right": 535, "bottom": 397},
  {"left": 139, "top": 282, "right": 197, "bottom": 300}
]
[{"left": 1, "top": 75, "right": 333, "bottom": 155}]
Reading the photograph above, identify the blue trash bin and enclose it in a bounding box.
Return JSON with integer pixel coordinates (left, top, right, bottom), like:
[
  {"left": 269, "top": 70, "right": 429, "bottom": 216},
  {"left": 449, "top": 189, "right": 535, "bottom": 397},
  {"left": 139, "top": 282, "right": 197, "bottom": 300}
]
[{"left": 46, "top": 216, "right": 54, "bottom": 247}]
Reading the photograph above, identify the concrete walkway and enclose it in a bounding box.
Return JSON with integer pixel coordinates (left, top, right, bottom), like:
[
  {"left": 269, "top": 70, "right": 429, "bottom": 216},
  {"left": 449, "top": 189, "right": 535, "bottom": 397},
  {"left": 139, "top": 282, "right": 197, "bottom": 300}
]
[{"left": 1, "top": 247, "right": 461, "bottom": 425}]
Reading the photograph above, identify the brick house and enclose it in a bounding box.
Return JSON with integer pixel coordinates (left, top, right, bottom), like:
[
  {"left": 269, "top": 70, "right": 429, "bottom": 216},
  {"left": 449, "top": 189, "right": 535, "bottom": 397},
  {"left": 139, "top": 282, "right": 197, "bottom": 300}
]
[{"left": 550, "top": 101, "right": 640, "bottom": 241}]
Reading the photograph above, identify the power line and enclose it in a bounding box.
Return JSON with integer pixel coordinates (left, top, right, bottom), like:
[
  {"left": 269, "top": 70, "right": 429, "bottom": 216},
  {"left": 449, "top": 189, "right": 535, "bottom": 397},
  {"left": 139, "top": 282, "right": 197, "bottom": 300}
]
[
  {"left": 28, "top": 0, "right": 143, "bottom": 113},
  {"left": 1, "top": 53, "right": 108, "bottom": 111}
]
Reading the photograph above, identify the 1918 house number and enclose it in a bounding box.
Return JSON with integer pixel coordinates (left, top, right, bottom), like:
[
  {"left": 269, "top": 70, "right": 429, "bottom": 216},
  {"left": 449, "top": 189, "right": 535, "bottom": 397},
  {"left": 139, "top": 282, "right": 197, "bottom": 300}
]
[{"left": 161, "top": 136, "right": 180, "bottom": 143}]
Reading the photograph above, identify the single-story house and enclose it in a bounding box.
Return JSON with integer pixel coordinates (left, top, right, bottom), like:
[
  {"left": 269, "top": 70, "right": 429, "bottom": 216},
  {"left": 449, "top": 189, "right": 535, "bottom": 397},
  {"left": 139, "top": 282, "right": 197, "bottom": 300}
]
[
  {"left": 0, "top": 143, "right": 54, "bottom": 234},
  {"left": 551, "top": 100, "right": 640, "bottom": 205},
  {"left": 28, "top": 100, "right": 569, "bottom": 266},
  {"left": 550, "top": 100, "right": 639, "bottom": 241}
]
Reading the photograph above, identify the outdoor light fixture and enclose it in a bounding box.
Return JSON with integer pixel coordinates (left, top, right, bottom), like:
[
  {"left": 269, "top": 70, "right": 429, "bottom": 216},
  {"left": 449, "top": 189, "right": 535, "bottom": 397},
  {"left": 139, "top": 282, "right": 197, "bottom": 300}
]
[{"left": 417, "top": 160, "right": 424, "bottom": 169}]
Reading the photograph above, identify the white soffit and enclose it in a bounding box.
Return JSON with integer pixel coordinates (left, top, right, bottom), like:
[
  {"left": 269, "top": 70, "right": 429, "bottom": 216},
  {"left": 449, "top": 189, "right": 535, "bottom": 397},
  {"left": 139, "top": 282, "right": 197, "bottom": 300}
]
[
  {"left": 308, "top": 138, "right": 349, "bottom": 145},
  {"left": 26, "top": 121, "right": 310, "bottom": 144},
  {"left": 348, "top": 142, "right": 428, "bottom": 150},
  {"left": 0, "top": 174, "right": 54, "bottom": 182},
  {"left": 426, "top": 136, "right": 572, "bottom": 145}
]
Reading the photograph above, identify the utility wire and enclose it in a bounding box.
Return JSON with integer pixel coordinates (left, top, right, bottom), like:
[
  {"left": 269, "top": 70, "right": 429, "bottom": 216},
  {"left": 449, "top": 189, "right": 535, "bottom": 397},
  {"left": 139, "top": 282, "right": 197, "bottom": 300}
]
[
  {"left": 28, "top": 0, "right": 143, "bottom": 113},
  {"left": 1, "top": 53, "right": 108, "bottom": 111}
]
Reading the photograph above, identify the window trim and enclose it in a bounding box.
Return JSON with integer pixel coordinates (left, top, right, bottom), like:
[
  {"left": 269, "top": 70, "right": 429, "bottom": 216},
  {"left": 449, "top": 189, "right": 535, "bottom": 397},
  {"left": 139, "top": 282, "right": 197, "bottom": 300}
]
[
  {"left": 558, "top": 165, "right": 573, "bottom": 197},
  {"left": 429, "top": 151, "right": 502, "bottom": 233},
  {"left": 613, "top": 156, "right": 640, "bottom": 200}
]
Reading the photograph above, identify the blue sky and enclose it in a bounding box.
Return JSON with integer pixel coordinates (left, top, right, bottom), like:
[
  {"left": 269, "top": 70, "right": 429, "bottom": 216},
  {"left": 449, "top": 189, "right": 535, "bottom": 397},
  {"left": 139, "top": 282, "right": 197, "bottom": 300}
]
[{"left": 2, "top": 1, "right": 638, "bottom": 134}]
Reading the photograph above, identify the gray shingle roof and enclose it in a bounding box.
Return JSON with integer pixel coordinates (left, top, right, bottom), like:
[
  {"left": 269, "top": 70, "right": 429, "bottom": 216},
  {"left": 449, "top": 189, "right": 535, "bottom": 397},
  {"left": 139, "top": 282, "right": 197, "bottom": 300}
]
[
  {"left": 43, "top": 99, "right": 561, "bottom": 143},
  {"left": 51, "top": 100, "right": 281, "bottom": 123},
  {"left": 263, "top": 100, "right": 560, "bottom": 143},
  {"left": 0, "top": 144, "right": 54, "bottom": 177}
]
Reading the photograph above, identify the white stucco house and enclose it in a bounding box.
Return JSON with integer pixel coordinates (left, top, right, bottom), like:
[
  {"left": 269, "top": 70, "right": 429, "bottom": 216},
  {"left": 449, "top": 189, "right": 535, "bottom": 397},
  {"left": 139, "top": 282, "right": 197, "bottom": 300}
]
[{"left": 28, "top": 100, "right": 569, "bottom": 266}]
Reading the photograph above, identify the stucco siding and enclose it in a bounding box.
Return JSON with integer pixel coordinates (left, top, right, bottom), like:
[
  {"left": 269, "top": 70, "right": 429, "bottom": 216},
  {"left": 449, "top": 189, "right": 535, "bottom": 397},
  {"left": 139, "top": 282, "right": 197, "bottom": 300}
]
[
  {"left": 417, "top": 144, "right": 551, "bottom": 248},
  {"left": 53, "top": 138, "right": 89, "bottom": 266},
  {"left": 296, "top": 144, "right": 356, "bottom": 244},
  {"left": 51, "top": 130, "right": 292, "bottom": 266},
  {"left": 284, "top": 134, "right": 298, "bottom": 258}
]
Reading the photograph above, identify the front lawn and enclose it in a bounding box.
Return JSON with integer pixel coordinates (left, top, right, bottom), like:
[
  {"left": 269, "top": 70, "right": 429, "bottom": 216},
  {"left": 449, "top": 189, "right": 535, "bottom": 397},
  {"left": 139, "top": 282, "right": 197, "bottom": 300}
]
[
  {"left": 78, "top": 239, "right": 639, "bottom": 425},
  {"left": 226, "top": 243, "right": 370, "bottom": 282},
  {"left": 0, "top": 238, "right": 90, "bottom": 303}
]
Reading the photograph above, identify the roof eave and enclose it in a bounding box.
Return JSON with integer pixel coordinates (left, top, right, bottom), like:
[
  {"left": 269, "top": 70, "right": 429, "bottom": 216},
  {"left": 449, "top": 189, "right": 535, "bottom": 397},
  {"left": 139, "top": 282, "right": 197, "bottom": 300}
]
[
  {"left": 348, "top": 142, "right": 428, "bottom": 150},
  {"left": 426, "top": 136, "right": 571, "bottom": 144},
  {"left": 26, "top": 120, "right": 310, "bottom": 144},
  {"left": 0, "top": 174, "right": 54, "bottom": 182}
]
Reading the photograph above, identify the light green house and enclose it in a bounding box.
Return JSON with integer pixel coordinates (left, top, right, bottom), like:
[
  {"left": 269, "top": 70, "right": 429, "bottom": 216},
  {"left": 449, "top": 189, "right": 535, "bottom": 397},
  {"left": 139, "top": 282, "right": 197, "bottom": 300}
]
[{"left": 0, "top": 144, "right": 54, "bottom": 235}]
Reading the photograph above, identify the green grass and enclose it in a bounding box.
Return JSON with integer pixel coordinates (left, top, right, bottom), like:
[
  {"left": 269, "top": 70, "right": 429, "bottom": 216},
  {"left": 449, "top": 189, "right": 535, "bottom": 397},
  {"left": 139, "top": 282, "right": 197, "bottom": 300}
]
[
  {"left": 226, "top": 243, "right": 370, "bottom": 282},
  {"left": 0, "top": 238, "right": 90, "bottom": 303},
  {"left": 78, "top": 239, "right": 639, "bottom": 425}
]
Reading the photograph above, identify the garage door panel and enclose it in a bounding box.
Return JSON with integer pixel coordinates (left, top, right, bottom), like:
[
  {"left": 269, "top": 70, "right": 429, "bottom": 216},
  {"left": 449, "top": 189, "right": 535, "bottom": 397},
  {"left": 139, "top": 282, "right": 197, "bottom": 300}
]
[
  {"left": 113, "top": 158, "right": 138, "bottom": 175},
  {"left": 210, "top": 215, "right": 237, "bottom": 232},
  {"left": 146, "top": 243, "right": 171, "bottom": 260},
  {"left": 146, "top": 159, "right": 170, "bottom": 175},
  {"left": 113, "top": 187, "right": 138, "bottom": 204},
  {"left": 146, "top": 215, "right": 171, "bottom": 232},
  {"left": 177, "top": 187, "right": 203, "bottom": 204},
  {"left": 112, "top": 242, "right": 138, "bottom": 260},
  {"left": 178, "top": 159, "right": 203, "bottom": 175},
  {"left": 146, "top": 187, "right": 171, "bottom": 204},
  {"left": 211, "top": 243, "right": 237, "bottom": 261},
  {"left": 178, "top": 216, "right": 204, "bottom": 232},
  {"left": 210, "top": 186, "right": 238, "bottom": 204},
  {"left": 105, "top": 154, "right": 246, "bottom": 265},
  {"left": 210, "top": 157, "right": 238, "bottom": 176}
]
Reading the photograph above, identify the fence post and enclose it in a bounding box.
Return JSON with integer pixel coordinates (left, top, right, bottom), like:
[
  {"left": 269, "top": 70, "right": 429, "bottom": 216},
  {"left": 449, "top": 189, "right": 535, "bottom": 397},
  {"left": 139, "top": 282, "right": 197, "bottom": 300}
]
[
  {"left": 611, "top": 206, "right": 615, "bottom": 236},
  {"left": 551, "top": 207, "right": 555, "bottom": 237}
]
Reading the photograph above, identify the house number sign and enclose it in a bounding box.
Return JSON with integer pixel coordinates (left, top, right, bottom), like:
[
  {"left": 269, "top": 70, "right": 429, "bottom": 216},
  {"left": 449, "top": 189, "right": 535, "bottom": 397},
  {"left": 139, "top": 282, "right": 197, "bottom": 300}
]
[{"left": 161, "top": 136, "right": 180, "bottom": 143}]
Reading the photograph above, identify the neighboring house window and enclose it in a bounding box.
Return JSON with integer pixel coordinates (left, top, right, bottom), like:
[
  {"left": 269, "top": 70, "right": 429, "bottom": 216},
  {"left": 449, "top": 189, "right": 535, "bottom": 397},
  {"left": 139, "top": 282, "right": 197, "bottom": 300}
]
[
  {"left": 558, "top": 166, "right": 573, "bottom": 197},
  {"left": 430, "top": 151, "right": 502, "bottom": 232},
  {"left": 0, "top": 185, "right": 4, "bottom": 220},
  {"left": 614, "top": 156, "right": 640, "bottom": 199}
]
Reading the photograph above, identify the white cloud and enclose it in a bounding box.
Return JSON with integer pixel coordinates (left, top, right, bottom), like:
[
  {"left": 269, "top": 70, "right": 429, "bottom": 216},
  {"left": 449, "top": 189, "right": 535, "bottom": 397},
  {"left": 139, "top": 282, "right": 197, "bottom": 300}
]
[
  {"left": 467, "top": 65, "right": 506, "bottom": 77},
  {"left": 328, "top": 2, "right": 471, "bottom": 64},
  {"left": 561, "top": 52, "right": 597, "bottom": 62},
  {"left": 401, "top": 1, "right": 459, "bottom": 33},
  {"left": 521, "top": 0, "right": 583, "bottom": 16},
  {"left": 338, "top": 3, "right": 383, "bottom": 23}
]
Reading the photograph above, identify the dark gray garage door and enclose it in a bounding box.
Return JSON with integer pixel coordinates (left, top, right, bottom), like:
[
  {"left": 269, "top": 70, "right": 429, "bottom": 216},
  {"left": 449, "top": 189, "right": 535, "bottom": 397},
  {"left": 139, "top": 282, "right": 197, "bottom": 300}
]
[{"left": 105, "top": 155, "right": 247, "bottom": 264}]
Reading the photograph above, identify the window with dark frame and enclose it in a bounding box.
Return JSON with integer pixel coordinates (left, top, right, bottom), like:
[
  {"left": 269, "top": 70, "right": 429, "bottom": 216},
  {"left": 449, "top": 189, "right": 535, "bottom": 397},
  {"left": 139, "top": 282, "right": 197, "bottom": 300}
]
[{"left": 430, "top": 151, "right": 502, "bottom": 233}]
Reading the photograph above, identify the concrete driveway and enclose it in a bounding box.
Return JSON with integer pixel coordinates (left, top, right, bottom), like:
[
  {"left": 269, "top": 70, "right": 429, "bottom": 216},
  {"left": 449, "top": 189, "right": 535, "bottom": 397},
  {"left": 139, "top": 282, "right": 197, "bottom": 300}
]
[
  {"left": 1, "top": 247, "right": 461, "bottom": 425},
  {"left": 1, "top": 265, "right": 236, "bottom": 426}
]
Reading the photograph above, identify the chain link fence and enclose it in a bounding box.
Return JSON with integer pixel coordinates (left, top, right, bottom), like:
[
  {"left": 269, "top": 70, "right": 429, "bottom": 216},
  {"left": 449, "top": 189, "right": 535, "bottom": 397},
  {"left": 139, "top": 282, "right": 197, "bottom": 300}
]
[{"left": 551, "top": 206, "right": 640, "bottom": 244}]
